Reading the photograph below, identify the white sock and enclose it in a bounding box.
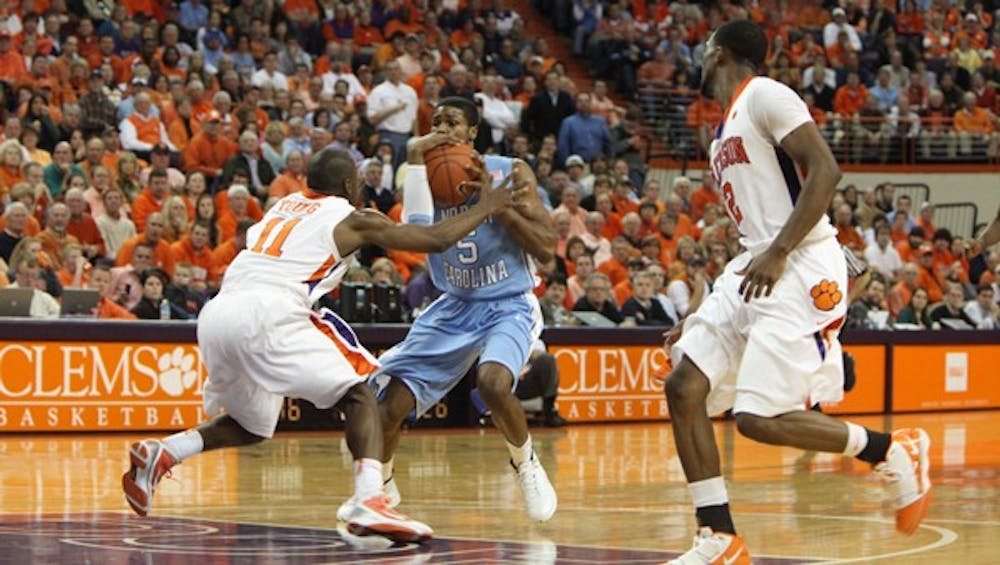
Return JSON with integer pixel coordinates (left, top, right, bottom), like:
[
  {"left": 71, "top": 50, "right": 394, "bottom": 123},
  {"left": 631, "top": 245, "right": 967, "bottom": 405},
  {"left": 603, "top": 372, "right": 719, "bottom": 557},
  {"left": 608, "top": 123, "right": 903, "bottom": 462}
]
[
  {"left": 161, "top": 430, "right": 204, "bottom": 462},
  {"left": 507, "top": 435, "right": 533, "bottom": 466},
  {"left": 843, "top": 422, "right": 869, "bottom": 457},
  {"left": 354, "top": 458, "right": 383, "bottom": 500},
  {"left": 382, "top": 456, "right": 394, "bottom": 482},
  {"left": 688, "top": 477, "right": 729, "bottom": 507}
]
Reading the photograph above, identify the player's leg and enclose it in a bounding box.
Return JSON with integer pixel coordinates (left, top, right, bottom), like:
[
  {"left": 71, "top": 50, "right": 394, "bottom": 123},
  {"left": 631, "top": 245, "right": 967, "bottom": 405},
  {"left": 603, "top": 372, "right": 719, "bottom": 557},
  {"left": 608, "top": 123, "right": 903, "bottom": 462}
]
[
  {"left": 664, "top": 358, "right": 731, "bottom": 533},
  {"left": 478, "top": 295, "right": 556, "bottom": 522},
  {"left": 736, "top": 254, "right": 931, "bottom": 536},
  {"left": 665, "top": 253, "right": 753, "bottom": 565},
  {"left": 366, "top": 295, "right": 484, "bottom": 508},
  {"left": 294, "top": 308, "right": 434, "bottom": 542},
  {"left": 123, "top": 416, "right": 266, "bottom": 517}
]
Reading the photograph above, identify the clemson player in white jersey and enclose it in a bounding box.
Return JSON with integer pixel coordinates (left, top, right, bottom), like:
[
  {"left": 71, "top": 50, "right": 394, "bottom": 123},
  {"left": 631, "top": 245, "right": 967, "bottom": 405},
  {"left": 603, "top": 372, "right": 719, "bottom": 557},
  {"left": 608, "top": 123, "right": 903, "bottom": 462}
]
[
  {"left": 121, "top": 149, "right": 512, "bottom": 544},
  {"left": 661, "top": 21, "right": 931, "bottom": 565}
]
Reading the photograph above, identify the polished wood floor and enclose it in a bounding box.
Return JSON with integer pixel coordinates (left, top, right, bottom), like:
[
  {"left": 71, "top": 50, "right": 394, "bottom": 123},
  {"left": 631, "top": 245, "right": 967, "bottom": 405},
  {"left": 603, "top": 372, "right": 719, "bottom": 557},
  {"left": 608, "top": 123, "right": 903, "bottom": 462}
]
[{"left": 0, "top": 411, "right": 997, "bottom": 563}]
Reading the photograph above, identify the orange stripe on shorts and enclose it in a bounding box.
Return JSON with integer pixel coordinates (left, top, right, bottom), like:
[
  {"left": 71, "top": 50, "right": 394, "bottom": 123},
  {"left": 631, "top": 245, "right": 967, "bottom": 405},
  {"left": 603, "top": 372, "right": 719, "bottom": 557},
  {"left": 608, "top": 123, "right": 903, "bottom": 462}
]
[{"left": 310, "top": 316, "right": 379, "bottom": 377}]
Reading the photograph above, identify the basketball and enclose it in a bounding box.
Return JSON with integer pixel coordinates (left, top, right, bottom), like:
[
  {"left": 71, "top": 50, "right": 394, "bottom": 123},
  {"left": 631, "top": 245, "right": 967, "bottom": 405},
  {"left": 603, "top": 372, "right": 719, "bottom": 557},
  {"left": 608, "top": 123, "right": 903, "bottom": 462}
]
[{"left": 425, "top": 144, "right": 477, "bottom": 208}]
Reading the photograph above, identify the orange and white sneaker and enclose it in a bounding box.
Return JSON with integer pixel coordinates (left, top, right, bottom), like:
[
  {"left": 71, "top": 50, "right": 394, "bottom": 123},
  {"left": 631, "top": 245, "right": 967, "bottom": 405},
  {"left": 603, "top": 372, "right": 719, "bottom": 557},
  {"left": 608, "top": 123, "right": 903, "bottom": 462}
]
[
  {"left": 666, "top": 527, "right": 751, "bottom": 565},
  {"left": 336, "top": 475, "right": 402, "bottom": 521},
  {"left": 342, "top": 495, "right": 433, "bottom": 543},
  {"left": 876, "top": 427, "right": 932, "bottom": 534},
  {"left": 122, "top": 439, "right": 177, "bottom": 516}
]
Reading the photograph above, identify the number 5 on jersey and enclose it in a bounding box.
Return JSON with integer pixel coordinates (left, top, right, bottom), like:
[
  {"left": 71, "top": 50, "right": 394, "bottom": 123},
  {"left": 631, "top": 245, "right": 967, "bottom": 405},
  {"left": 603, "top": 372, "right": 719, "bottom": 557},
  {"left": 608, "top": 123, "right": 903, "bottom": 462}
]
[
  {"left": 722, "top": 182, "right": 744, "bottom": 225},
  {"left": 250, "top": 217, "right": 302, "bottom": 257}
]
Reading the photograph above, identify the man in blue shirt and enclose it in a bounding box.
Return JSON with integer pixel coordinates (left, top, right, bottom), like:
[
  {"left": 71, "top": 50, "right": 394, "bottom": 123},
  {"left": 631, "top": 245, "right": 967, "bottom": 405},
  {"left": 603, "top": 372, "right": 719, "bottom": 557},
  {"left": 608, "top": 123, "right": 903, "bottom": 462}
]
[
  {"left": 557, "top": 93, "right": 613, "bottom": 167},
  {"left": 179, "top": 0, "right": 209, "bottom": 34}
]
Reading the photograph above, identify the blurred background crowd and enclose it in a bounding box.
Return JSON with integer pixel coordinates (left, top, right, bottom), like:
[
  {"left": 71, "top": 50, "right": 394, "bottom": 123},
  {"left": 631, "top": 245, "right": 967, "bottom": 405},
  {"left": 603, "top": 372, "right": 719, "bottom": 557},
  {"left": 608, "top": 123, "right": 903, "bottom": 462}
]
[{"left": 0, "top": 0, "right": 996, "bottom": 330}]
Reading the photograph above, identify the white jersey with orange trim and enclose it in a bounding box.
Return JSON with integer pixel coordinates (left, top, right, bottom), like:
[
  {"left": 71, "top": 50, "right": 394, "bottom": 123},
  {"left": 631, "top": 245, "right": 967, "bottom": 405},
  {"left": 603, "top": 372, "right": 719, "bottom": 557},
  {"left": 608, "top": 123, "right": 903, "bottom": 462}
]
[
  {"left": 222, "top": 190, "right": 355, "bottom": 305},
  {"left": 709, "top": 76, "right": 837, "bottom": 256}
]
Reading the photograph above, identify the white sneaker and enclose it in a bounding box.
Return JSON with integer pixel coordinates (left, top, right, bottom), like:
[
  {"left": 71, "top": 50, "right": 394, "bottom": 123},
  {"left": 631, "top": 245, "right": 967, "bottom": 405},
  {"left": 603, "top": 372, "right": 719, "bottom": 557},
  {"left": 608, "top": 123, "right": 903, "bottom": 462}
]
[
  {"left": 122, "top": 439, "right": 177, "bottom": 516},
  {"left": 512, "top": 453, "right": 557, "bottom": 522},
  {"left": 341, "top": 495, "right": 433, "bottom": 543},
  {"left": 666, "top": 527, "right": 751, "bottom": 565},
  {"left": 337, "top": 475, "right": 402, "bottom": 521},
  {"left": 875, "top": 427, "right": 932, "bottom": 534}
]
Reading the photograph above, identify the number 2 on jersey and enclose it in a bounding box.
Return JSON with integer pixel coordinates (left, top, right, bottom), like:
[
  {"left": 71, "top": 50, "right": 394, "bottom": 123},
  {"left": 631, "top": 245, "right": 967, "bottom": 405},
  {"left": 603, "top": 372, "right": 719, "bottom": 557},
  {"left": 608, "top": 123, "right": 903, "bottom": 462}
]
[
  {"left": 722, "top": 182, "right": 744, "bottom": 225},
  {"left": 250, "top": 217, "right": 302, "bottom": 257}
]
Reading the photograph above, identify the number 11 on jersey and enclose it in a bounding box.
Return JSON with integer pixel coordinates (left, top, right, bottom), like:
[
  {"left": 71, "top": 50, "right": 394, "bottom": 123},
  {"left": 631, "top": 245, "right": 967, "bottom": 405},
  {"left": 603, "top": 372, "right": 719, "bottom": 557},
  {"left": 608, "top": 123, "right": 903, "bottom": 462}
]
[{"left": 251, "top": 217, "right": 302, "bottom": 258}]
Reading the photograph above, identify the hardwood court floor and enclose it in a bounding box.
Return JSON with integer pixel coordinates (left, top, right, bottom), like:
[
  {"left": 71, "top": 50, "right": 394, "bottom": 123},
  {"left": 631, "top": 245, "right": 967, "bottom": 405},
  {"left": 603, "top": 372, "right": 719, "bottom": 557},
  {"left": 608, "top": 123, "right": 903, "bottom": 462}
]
[{"left": 0, "top": 411, "right": 996, "bottom": 563}]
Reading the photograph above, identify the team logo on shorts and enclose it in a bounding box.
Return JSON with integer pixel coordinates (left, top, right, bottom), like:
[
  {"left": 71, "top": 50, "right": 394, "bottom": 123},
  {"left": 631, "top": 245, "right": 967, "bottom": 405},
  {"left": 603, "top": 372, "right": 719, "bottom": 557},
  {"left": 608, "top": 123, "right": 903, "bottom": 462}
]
[{"left": 810, "top": 279, "right": 843, "bottom": 312}]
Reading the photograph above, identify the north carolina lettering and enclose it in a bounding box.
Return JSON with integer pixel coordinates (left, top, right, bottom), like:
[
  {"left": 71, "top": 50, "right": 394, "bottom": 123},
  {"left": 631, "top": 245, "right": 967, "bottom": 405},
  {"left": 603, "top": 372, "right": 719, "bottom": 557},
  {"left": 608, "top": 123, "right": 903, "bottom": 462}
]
[{"left": 443, "top": 259, "right": 509, "bottom": 289}]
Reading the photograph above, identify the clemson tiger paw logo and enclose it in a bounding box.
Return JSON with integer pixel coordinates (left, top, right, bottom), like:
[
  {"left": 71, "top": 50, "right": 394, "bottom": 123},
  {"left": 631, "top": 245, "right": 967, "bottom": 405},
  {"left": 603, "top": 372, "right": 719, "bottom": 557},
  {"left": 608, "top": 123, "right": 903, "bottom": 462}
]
[
  {"left": 810, "top": 279, "right": 843, "bottom": 312},
  {"left": 157, "top": 347, "right": 198, "bottom": 397}
]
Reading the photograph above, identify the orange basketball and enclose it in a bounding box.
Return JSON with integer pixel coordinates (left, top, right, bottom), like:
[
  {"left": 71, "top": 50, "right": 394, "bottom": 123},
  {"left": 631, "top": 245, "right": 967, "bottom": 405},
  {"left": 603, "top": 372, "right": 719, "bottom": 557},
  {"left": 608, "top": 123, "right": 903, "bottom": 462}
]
[{"left": 424, "top": 144, "right": 477, "bottom": 208}]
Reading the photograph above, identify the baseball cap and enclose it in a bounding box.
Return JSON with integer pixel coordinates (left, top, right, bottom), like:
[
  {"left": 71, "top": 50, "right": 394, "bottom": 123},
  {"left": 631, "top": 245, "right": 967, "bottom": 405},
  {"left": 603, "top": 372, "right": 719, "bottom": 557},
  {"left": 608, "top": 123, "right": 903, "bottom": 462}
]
[
  {"left": 565, "top": 155, "right": 585, "bottom": 168},
  {"left": 832, "top": 7, "right": 846, "bottom": 17},
  {"left": 966, "top": 13, "right": 978, "bottom": 22},
  {"left": 918, "top": 243, "right": 934, "bottom": 255}
]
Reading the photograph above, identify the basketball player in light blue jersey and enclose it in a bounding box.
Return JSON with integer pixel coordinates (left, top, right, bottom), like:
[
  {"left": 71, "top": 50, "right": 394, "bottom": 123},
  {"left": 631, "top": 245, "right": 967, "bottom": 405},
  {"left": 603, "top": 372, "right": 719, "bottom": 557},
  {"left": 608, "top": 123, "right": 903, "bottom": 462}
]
[{"left": 363, "top": 97, "right": 558, "bottom": 522}]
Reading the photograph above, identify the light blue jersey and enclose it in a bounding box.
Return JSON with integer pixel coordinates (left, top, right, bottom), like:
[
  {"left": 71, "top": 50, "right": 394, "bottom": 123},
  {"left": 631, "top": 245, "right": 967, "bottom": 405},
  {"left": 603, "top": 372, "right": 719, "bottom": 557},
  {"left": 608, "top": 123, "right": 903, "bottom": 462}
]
[
  {"left": 427, "top": 155, "right": 535, "bottom": 301},
  {"left": 372, "top": 154, "right": 542, "bottom": 416}
]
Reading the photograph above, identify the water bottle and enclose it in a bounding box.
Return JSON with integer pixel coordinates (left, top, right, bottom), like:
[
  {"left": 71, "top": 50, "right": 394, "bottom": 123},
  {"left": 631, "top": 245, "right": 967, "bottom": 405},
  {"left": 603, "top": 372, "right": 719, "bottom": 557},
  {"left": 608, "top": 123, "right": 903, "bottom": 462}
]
[{"left": 159, "top": 299, "right": 171, "bottom": 320}]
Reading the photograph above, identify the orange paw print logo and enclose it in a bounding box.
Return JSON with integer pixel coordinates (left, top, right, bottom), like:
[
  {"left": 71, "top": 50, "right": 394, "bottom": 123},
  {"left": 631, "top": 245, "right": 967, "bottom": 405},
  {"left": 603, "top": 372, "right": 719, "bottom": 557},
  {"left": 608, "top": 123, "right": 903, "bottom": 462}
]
[{"left": 810, "top": 279, "right": 843, "bottom": 312}]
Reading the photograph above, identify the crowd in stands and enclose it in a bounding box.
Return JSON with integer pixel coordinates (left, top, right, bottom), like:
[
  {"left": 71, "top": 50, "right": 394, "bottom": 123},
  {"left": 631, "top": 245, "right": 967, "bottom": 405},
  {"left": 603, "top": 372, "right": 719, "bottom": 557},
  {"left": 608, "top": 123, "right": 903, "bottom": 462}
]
[
  {"left": 0, "top": 0, "right": 996, "bottom": 331},
  {"left": 536, "top": 0, "right": 1000, "bottom": 162}
]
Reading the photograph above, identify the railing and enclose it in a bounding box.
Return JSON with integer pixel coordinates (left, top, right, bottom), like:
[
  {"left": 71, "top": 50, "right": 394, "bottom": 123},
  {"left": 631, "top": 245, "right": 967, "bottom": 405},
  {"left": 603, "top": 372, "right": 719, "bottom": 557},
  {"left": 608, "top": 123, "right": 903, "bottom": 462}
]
[
  {"left": 637, "top": 83, "right": 1000, "bottom": 166},
  {"left": 894, "top": 183, "right": 930, "bottom": 208},
  {"left": 936, "top": 202, "right": 979, "bottom": 238}
]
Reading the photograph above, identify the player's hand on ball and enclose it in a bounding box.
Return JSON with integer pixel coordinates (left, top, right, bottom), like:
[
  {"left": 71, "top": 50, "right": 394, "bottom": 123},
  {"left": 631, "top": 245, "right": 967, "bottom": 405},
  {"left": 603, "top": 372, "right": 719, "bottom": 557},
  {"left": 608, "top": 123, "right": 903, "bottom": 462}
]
[
  {"left": 736, "top": 246, "right": 788, "bottom": 302},
  {"left": 406, "top": 131, "right": 456, "bottom": 163},
  {"left": 463, "top": 156, "right": 513, "bottom": 214}
]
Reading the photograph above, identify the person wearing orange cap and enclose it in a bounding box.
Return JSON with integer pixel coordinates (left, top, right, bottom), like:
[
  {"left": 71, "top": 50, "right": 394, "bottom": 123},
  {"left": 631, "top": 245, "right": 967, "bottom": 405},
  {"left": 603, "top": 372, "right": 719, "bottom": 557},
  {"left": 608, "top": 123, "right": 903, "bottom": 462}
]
[{"left": 915, "top": 242, "right": 946, "bottom": 303}]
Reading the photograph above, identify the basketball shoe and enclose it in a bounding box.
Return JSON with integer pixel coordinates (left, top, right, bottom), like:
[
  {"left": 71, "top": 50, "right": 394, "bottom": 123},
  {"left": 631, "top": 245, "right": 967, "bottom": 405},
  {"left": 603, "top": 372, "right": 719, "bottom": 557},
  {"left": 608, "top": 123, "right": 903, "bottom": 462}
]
[
  {"left": 122, "top": 439, "right": 177, "bottom": 516},
  {"left": 512, "top": 453, "right": 557, "bottom": 522},
  {"left": 337, "top": 475, "right": 402, "bottom": 521},
  {"left": 340, "top": 495, "right": 433, "bottom": 543},
  {"left": 666, "top": 527, "right": 751, "bottom": 565},
  {"left": 876, "top": 427, "right": 932, "bottom": 534}
]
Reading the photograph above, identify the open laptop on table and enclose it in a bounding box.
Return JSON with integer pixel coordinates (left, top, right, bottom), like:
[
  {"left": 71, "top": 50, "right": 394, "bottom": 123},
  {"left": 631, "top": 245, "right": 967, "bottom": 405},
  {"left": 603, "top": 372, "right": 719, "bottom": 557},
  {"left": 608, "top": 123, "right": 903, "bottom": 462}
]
[
  {"left": 0, "top": 287, "right": 35, "bottom": 317},
  {"left": 61, "top": 289, "right": 101, "bottom": 317}
]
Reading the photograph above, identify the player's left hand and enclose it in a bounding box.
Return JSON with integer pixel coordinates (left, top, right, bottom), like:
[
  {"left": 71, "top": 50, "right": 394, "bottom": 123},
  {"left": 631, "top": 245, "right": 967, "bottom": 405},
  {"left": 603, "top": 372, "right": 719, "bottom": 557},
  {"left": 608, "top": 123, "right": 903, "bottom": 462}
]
[{"left": 736, "top": 247, "right": 788, "bottom": 302}]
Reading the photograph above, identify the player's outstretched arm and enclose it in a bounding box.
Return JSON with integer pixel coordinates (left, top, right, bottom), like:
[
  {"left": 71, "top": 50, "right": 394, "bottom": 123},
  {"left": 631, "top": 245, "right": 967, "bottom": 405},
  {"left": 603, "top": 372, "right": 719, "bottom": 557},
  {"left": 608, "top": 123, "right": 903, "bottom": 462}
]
[
  {"left": 334, "top": 162, "right": 512, "bottom": 256},
  {"left": 738, "top": 121, "right": 842, "bottom": 301},
  {"left": 493, "top": 159, "right": 557, "bottom": 263}
]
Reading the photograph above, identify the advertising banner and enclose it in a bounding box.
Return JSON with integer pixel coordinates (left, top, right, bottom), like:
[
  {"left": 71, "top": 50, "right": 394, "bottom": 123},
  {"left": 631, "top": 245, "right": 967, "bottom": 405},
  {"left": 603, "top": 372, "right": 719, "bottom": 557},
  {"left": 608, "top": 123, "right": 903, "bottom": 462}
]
[{"left": 892, "top": 345, "right": 1000, "bottom": 411}]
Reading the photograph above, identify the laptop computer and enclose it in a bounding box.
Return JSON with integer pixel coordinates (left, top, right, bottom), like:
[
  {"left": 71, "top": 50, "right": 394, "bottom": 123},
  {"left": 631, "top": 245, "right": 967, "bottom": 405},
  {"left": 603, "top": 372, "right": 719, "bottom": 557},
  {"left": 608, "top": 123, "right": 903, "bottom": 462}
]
[
  {"left": 939, "top": 318, "right": 974, "bottom": 330},
  {"left": 573, "top": 311, "right": 617, "bottom": 327},
  {"left": 61, "top": 289, "right": 101, "bottom": 317},
  {"left": 0, "top": 287, "right": 35, "bottom": 317}
]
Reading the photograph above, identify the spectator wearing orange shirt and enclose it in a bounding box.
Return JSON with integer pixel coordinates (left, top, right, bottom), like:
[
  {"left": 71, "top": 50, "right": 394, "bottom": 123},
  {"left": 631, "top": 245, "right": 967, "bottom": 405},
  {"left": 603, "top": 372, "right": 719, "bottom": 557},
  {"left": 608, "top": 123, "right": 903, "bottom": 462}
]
[
  {"left": 0, "top": 31, "right": 28, "bottom": 82},
  {"left": 915, "top": 203, "right": 936, "bottom": 238},
  {"left": 216, "top": 184, "right": 253, "bottom": 244},
  {"left": 888, "top": 263, "right": 920, "bottom": 318},
  {"left": 268, "top": 150, "right": 308, "bottom": 202},
  {"left": 210, "top": 218, "right": 253, "bottom": 282},
  {"left": 182, "top": 111, "right": 239, "bottom": 186},
  {"left": 953, "top": 92, "right": 999, "bottom": 157},
  {"left": 834, "top": 203, "right": 866, "bottom": 251},
  {"left": 686, "top": 95, "right": 723, "bottom": 154},
  {"left": 896, "top": 226, "right": 926, "bottom": 263},
  {"left": 922, "top": 13, "right": 952, "bottom": 63},
  {"left": 598, "top": 237, "right": 632, "bottom": 285},
  {"left": 689, "top": 175, "right": 721, "bottom": 222},
  {"left": 915, "top": 243, "right": 946, "bottom": 303},
  {"left": 954, "top": 13, "right": 989, "bottom": 50},
  {"left": 115, "top": 212, "right": 175, "bottom": 275},
  {"left": 64, "top": 188, "right": 106, "bottom": 260},
  {"left": 131, "top": 168, "right": 170, "bottom": 233},
  {"left": 833, "top": 72, "right": 868, "bottom": 116},
  {"left": 170, "top": 221, "right": 218, "bottom": 287},
  {"left": 88, "top": 264, "right": 137, "bottom": 319},
  {"left": 637, "top": 48, "right": 674, "bottom": 84},
  {"left": 37, "top": 203, "right": 80, "bottom": 270}
]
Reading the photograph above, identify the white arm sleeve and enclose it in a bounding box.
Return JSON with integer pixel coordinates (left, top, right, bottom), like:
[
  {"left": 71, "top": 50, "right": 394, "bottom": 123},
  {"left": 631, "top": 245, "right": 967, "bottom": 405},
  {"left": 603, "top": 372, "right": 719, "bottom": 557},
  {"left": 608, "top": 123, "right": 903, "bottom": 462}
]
[{"left": 402, "top": 164, "right": 433, "bottom": 226}]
